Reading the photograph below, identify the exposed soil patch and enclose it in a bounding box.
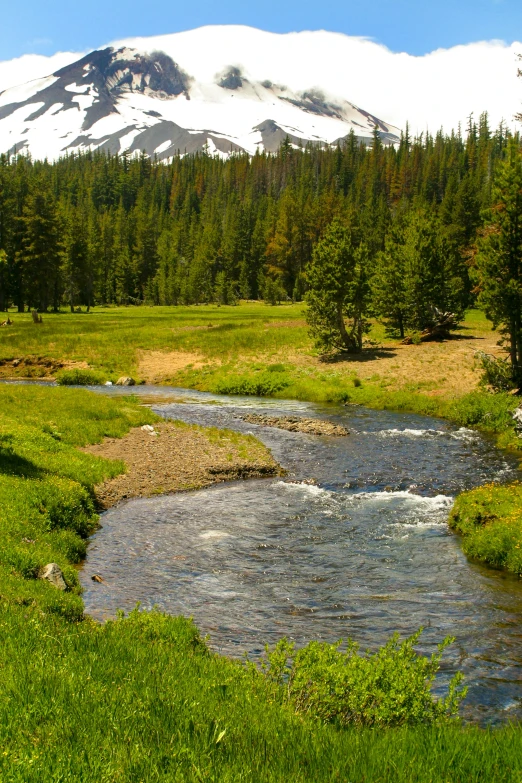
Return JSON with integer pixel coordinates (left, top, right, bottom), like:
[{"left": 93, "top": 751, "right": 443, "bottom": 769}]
[
  {"left": 337, "top": 334, "right": 503, "bottom": 396},
  {"left": 258, "top": 328, "right": 502, "bottom": 397},
  {"left": 242, "top": 414, "right": 349, "bottom": 436},
  {"left": 0, "top": 356, "right": 89, "bottom": 380},
  {"left": 81, "top": 421, "right": 281, "bottom": 508},
  {"left": 138, "top": 350, "right": 209, "bottom": 383}
]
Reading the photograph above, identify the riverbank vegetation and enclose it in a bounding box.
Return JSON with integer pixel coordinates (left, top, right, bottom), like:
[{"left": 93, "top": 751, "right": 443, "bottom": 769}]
[
  {"left": 0, "top": 383, "right": 521, "bottom": 781},
  {"left": 450, "top": 483, "right": 522, "bottom": 574},
  {"left": 1, "top": 304, "right": 520, "bottom": 442}
]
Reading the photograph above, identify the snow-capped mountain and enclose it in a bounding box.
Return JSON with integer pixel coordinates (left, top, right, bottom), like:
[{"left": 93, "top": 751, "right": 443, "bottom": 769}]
[{"left": 0, "top": 27, "right": 401, "bottom": 161}]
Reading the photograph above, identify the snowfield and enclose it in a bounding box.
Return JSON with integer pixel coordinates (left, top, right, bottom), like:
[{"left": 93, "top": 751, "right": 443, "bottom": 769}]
[{"left": 0, "top": 27, "right": 401, "bottom": 161}]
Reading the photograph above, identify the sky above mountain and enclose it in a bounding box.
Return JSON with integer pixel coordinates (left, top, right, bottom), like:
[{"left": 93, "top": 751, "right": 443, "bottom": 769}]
[{"left": 3, "top": 0, "right": 522, "bottom": 59}]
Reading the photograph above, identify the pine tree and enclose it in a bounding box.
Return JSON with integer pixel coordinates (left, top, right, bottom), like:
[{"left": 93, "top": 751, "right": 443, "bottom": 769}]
[
  {"left": 306, "top": 220, "right": 371, "bottom": 353},
  {"left": 19, "top": 184, "right": 62, "bottom": 311},
  {"left": 0, "top": 249, "right": 7, "bottom": 311},
  {"left": 372, "top": 216, "right": 408, "bottom": 337},
  {"left": 474, "top": 138, "right": 522, "bottom": 384}
]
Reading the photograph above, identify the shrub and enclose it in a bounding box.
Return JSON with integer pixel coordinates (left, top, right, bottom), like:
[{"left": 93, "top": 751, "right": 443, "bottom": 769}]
[
  {"left": 262, "top": 628, "right": 466, "bottom": 728},
  {"left": 35, "top": 476, "right": 97, "bottom": 537},
  {"left": 56, "top": 369, "right": 105, "bottom": 386},
  {"left": 447, "top": 391, "right": 517, "bottom": 431},
  {"left": 212, "top": 371, "right": 290, "bottom": 397},
  {"left": 475, "top": 351, "right": 518, "bottom": 393}
]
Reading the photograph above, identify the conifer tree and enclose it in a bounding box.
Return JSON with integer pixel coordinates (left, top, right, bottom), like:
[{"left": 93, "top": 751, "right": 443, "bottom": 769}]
[
  {"left": 475, "top": 138, "right": 522, "bottom": 384},
  {"left": 372, "top": 217, "right": 408, "bottom": 337},
  {"left": 0, "top": 249, "right": 7, "bottom": 312},
  {"left": 19, "top": 184, "right": 62, "bottom": 311},
  {"left": 306, "top": 219, "right": 371, "bottom": 353}
]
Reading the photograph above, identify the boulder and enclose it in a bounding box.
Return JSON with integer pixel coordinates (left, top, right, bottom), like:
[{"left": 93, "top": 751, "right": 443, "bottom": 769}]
[
  {"left": 141, "top": 425, "right": 156, "bottom": 434},
  {"left": 39, "top": 563, "right": 67, "bottom": 591},
  {"left": 115, "top": 376, "right": 136, "bottom": 386}
]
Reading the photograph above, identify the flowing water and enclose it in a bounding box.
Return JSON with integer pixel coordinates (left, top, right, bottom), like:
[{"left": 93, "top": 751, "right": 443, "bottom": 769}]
[{"left": 81, "top": 385, "right": 522, "bottom": 723}]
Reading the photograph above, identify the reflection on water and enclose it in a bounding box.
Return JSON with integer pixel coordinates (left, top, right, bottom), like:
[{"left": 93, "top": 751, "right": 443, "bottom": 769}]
[{"left": 82, "top": 386, "right": 522, "bottom": 723}]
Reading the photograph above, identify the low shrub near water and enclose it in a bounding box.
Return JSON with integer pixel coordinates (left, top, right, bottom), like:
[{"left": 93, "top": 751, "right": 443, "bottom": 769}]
[
  {"left": 263, "top": 629, "right": 466, "bottom": 728},
  {"left": 212, "top": 369, "right": 291, "bottom": 396},
  {"left": 56, "top": 368, "right": 105, "bottom": 385}
]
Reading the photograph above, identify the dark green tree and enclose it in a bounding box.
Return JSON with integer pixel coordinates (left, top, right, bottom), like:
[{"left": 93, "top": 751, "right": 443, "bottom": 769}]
[
  {"left": 474, "top": 138, "right": 522, "bottom": 384},
  {"left": 372, "top": 217, "right": 408, "bottom": 337},
  {"left": 0, "top": 249, "right": 7, "bottom": 311},
  {"left": 306, "top": 220, "right": 371, "bottom": 353},
  {"left": 19, "top": 185, "right": 62, "bottom": 311}
]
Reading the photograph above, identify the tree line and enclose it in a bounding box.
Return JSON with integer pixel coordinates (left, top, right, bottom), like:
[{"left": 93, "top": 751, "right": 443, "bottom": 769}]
[{"left": 0, "top": 115, "right": 516, "bottom": 329}]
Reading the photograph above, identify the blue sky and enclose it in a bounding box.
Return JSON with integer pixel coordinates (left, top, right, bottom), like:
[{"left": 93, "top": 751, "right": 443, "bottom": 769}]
[{"left": 4, "top": 0, "right": 522, "bottom": 59}]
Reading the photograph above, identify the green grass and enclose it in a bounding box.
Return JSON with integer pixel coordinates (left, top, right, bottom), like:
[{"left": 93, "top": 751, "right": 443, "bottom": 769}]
[
  {"left": 0, "top": 385, "right": 157, "bottom": 619},
  {"left": 0, "top": 385, "right": 521, "bottom": 780},
  {"left": 2, "top": 606, "right": 522, "bottom": 783},
  {"left": 449, "top": 482, "right": 522, "bottom": 574},
  {"left": 4, "top": 304, "right": 518, "bottom": 448},
  {"left": 0, "top": 303, "right": 309, "bottom": 377}
]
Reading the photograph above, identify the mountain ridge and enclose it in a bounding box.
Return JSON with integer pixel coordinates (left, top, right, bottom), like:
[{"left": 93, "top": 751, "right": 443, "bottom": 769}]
[{"left": 0, "top": 28, "right": 401, "bottom": 160}]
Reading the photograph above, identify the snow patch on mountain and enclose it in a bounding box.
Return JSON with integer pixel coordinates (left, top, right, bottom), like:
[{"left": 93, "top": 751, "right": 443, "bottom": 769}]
[{"left": 0, "top": 28, "right": 401, "bottom": 161}]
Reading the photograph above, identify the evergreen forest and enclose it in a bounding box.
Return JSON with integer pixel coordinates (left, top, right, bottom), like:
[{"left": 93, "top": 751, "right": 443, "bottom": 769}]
[{"left": 0, "top": 116, "right": 517, "bottom": 329}]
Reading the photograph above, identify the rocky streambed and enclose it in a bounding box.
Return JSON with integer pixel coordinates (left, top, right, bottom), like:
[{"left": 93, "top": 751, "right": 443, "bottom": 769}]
[{"left": 241, "top": 413, "right": 349, "bottom": 436}]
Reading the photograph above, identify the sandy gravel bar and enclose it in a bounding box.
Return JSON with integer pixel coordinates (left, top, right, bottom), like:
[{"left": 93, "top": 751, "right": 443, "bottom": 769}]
[
  {"left": 81, "top": 421, "right": 281, "bottom": 508},
  {"left": 242, "top": 414, "right": 349, "bottom": 436}
]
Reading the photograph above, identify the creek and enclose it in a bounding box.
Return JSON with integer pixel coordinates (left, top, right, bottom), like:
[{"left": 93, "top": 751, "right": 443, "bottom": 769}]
[{"left": 83, "top": 385, "right": 522, "bottom": 723}]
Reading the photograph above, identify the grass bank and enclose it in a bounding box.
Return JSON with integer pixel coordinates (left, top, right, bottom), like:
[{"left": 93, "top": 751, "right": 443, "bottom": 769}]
[
  {"left": 0, "top": 384, "right": 521, "bottom": 780},
  {"left": 450, "top": 483, "right": 522, "bottom": 575}
]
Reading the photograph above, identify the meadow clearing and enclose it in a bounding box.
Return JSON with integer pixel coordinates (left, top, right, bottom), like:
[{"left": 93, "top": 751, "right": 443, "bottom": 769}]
[{"left": 1, "top": 305, "right": 522, "bottom": 780}]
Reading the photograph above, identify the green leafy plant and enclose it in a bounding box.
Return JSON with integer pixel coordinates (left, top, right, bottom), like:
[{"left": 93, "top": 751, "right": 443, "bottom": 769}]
[
  {"left": 263, "top": 628, "right": 466, "bottom": 728},
  {"left": 475, "top": 351, "right": 518, "bottom": 392},
  {"left": 56, "top": 369, "right": 105, "bottom": 386},
  {"left": 212, "top": 371, "right": 290, "bottom": 397}
]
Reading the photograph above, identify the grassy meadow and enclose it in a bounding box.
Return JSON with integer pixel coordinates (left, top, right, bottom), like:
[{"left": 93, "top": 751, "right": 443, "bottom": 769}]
[
  {"left": 2, "top": 302, "right": 522, "bottom": 577},
  {"left": 0, "top": 384, "right": 520, "bottom": 780}
]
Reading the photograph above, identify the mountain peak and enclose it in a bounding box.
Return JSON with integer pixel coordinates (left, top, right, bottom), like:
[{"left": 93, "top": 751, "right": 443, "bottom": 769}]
[{"left": 0, "top": 30, "right": 400, "bottom": 161}]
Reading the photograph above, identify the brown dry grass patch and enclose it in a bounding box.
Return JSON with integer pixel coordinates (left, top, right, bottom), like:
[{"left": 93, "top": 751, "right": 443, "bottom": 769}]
[
  {"left": 138, "top": 350, "right": 209, "bottom": 383},
  {"left": 338, "top": 333, "right": 503, "bottom": 396}
]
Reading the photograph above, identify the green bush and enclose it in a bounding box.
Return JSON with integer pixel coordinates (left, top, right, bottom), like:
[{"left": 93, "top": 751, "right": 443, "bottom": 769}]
[
  {"left": 56, "top": 368, "right": 105, "bottom": 385},
  {"left": 475, "top": 351, "right": 518, "bottom": 392},
  {"left": 447, "top": 391, "right": 517, "bottom": 431},
  {"left": 450, "top": 482, "right": 522, "bottom": 574},
  {"left": 212, "top": 371, "right": 290, "bottom": 397},
  {"left": 263, "top": 628, "right": 466, "bottom": 728}
]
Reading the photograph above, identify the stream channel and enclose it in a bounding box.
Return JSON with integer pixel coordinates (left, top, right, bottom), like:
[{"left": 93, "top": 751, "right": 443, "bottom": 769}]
[{"left": 82, "top": 385, "right": 522, "bottom": 723}]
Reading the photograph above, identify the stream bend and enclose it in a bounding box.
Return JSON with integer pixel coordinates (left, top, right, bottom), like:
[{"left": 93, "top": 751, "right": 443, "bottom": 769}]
[{"left": 83, "top": 386, "right": 522, "bottom": 723}]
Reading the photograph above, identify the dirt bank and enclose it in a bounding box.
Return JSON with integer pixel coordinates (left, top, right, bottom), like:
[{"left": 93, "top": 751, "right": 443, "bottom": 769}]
[
  {"left": 0, "top": 355, "right": 89, "bottom": 380},
  {"left": 81, "top": 420, "right": 281, "bottom": 508}
]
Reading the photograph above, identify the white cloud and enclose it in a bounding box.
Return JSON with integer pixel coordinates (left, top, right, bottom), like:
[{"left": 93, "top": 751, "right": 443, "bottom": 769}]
[
  {"left": 0, "top": 51, "right": 82, "bottom": 93},
  {"left": 1, "top": 26, "right": 521, "bottom": 134}
]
